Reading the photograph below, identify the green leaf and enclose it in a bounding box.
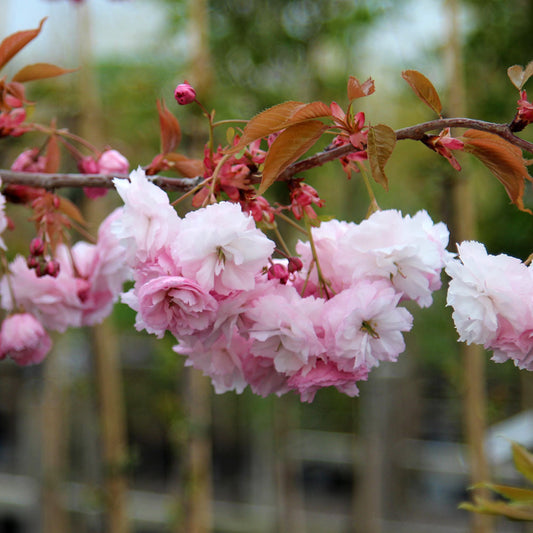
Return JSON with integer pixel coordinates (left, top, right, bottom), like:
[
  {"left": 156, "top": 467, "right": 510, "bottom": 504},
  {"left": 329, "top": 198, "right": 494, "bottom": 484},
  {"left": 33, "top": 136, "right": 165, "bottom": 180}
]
[
  {"left": 259, "top": 120, "right": 327, "bottom": 195},
  {"left": 460, "top": 496, "right": 533, "bottom": 521},
  {"left": 479, "top": 482, "right": 533, "bottom": 503},
  {"left": 512, "top": 441, "right": 533, "bottom": 484},
  {"left": 367, "top": 123, "right": 396, "bottom": 191}
]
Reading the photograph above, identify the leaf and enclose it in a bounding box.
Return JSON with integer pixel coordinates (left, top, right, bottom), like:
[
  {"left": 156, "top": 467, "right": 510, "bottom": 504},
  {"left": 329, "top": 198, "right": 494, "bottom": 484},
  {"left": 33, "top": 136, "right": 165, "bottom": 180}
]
[
  {"left": 462, "top": 130, "right": 532, "bottom": 213},
  {"left": 0, "top": 18, "right": 47, "bottom": 71},
  {"left": 228, "top": 101, "right": 331, "bottom": 154},
  {"left": 401, "top": 69, "right": 442, "bottom": 116},
  {"left": 478, "top": 483, "right": 533, "bottom": 503},
  {"left": 163, "top": 153, "right": 204, "bottom": 178},
  {"left": 367, "top": 124, "right": 396, "bottom": 191},
  {"left": 347, "top": 76, "right": 375, "bottom": 100},
  {"left": 459, "top": 496, "right": 533, "bottom": 521},
  {"left": 507, "top": 61, "right": 533, "bottom": 91},
  {"left": 58, "top": 196, "right": 86, "bottom": 226},
  {"left": 259, "top": 120, "right": 327, "bottom": 195},
  {"left": 12, "top": 63, "right": 77, "bottom": 83},
  {"left": 156, "top": 99, "right": 181, "bottom": 154},
  {"left": 512, "top": 441, "right": 533, "bottom": 483},
  {"left": 44, "top": 134, "right": 60, "bottom": 174}
]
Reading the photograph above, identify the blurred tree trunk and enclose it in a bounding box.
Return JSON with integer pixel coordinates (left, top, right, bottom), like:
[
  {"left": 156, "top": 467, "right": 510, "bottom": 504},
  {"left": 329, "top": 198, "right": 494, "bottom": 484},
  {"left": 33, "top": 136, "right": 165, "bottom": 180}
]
[
  {"left": 41, "top": 346, "right": 70, "bottom": 533},
  {"left": 76, "top": 4, "right": 131, "bottom": 533},
  {"left": 445, "top": 1, "right": 493, "bottom": 532},
  {"left": 174, "top": 2, "right": 214, "bottom": 532}
]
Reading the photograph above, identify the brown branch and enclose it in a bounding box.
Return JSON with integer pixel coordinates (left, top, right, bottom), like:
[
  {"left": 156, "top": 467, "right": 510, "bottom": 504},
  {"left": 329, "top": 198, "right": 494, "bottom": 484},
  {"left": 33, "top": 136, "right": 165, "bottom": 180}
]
[
  {"left": 0, "top": 170, "right": 205, "bottom": 192},
  {"left": 1, "top": 118, "right": 532, "bottom": 191}
]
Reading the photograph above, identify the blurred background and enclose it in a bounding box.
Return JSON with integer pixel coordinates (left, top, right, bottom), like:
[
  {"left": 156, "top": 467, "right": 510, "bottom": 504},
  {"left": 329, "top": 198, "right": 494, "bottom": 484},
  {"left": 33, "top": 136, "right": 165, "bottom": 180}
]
[{"left": 1, "top": 0, "right": 533, "bottom": 532}]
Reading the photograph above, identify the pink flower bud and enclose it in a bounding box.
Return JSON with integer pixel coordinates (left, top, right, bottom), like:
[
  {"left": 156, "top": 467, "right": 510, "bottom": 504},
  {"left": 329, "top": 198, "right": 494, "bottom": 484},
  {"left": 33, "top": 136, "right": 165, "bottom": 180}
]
[
  {"left": 267, "top": 263, "right": 289, "bottom": 284},
  {"left": 45, "top": 259, "right": 61, "bottom": 278},
  {"left": 30, "top": 237, "right": 45, "bottom": 256},
  {"left": 98, "top": 149, "right": 129, "bottom": 175},
  {"left": 174, "top": 82, "right": 196, "bottom": 105},
  {"left": 288, "top": 257, "right": 303, "bottom": 273},
  {"left": 10, "top": 148, "right": 46, "bottom": 173},
  {"left": 0, "top": 313, "right": 52, "bottom": 366},
  {"left": 78, "top": 155, "right": 99, "bottom": 174},
  {"left": 26, "top": 256, "right": 39, "bottom": 269}
]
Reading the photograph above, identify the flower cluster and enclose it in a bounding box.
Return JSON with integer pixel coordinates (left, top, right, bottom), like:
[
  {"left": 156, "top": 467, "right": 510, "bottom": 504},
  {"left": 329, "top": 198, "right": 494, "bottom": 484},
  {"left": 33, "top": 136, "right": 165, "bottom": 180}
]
[
  {"left": 0, "top": 206, "right": 131, "bottom": 365},
  {"left": 114, "top": 168, "right": 450, "bottom": 402},
  {"left": 446, "top": 241, "right": 533, "bottom": 369}
]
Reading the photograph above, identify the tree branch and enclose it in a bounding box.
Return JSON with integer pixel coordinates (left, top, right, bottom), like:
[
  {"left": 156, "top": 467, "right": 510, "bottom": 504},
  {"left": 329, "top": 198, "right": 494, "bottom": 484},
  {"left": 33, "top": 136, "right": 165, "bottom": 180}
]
[{"left": 1, "top": 118, "right": 531, "bottom": 192}]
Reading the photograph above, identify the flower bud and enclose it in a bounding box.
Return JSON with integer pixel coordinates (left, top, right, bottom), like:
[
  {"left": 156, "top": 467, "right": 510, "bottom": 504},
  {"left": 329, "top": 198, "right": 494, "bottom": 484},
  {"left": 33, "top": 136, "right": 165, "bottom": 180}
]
[
  {"left": 45, "top": 259, "right": 60, "bottom": 278},
  {"left": 267, "top": 263, "right": 289, "bottom": 284},
  {"left": 30, "top": 237, "right": 45, "bottom": 256},
  {"left": 288, "top": 256, "right": 303, "bottom": 273},
  {"left": 98, "top": 149, "right": 129, "bottom": 175},
  {"left": 174, "top": 82, "right": 196, "bottom": 105}
]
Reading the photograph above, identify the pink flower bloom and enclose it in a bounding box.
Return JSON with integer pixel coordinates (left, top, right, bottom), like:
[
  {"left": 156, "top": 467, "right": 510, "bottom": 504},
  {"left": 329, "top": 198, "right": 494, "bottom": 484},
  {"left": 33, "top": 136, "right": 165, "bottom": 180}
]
[
  {"left": 245, "top": 284, "right": 325, "bottom": 374},
  {"left": 11, "top": 148, "right": 46, "bottom": 173},
  {"left": 113, "top": 167, "right": 181, "bottom": 262},
  {"left": 174, "top": 82, "right": 196, "bottom": 105},
  {"left": 287, "top": 360, "right": 369, "bottom": 403},
  {"left": 173, "top": 201, "right": 275, "bottom": 295},
  {"left": 0, "top": 313, "right": 52, "bottom": 366},
  {"left": 98, "top": 149, "right": 129, "bottom": 175},
  {"left": 241, "top": 353, "right": 290, "bottom": 398},
  {"left": 79, "top": 156, "right": 107, "bottom": 199},
  {"left": 446, "top": 241, "right": 533, "bottom": 359},
  {"left": 0, "top": 180, "right": 7, "bottom": 250},
  {"left": 322, "top": 279, "right": 413, "bottom": 371},
  {"left": 174, "top": 332, "right": 249, "bottom": 394},
  {"left": 132, "top": 275, "right": 218, "bottom": 338}
]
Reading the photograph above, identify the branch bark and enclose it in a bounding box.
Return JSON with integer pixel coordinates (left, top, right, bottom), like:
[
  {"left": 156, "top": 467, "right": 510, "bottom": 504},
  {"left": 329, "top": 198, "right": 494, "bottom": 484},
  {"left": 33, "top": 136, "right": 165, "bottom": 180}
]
[{"left": 1, "top": 117, "right": 531, "bottom": 192}]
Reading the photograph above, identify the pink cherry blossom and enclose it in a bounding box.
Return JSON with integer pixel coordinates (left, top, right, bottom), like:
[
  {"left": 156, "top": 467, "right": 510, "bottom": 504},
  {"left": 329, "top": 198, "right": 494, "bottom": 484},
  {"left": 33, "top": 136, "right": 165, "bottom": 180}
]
[
  {"left": 174, "top": 332, "right": 249, "bottom": 394},
  {"left": 0, "top": 313, "right": 52, "bottom": 366},
  {"left": 113, "top": 167, "right": 181, "bottom": 262},
  {"left": 287, "top": 360, "right": 369, "bottom": 403},
  {"left": 98, "top": 149, "right": 129, "bottom": 175},
  {"left": 133, "top": 276, "right": 218, "bottom": 338},
  {"left": 446, "top": 241, "right": 533, "bottom": 368},
  {"left": 245, "top": 284, "right": 325, "bottom": 374},
  {"left": 174, "top": 82, "right": 196, "bottom": 105},
  {"left": 173, "top": 201, "right": 275, "bottom": 295},
  {"left": 322, "top": 279, "right": 413, "bottom": 371}
]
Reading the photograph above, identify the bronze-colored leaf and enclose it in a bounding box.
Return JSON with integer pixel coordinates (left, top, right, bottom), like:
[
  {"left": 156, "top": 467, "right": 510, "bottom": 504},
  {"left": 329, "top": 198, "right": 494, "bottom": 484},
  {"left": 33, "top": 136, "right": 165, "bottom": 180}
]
[
  {"left": 347, "top": 76, "right": 375, "bottom": 100},
  {"left": 462, "top": 130, "right": 532, "bottom": 213},
  {"left": 259, "top": 120, "right": 327, "bottom": 195},
  {"left": 0, "top": 18, "right": 47, "bottom": 71},
  {"left": 58, "top": 196, "right": 86, "bottom": 226},
  {"left": 512, "top": 441, "right": 533, "bottom": 484},
  {"left": 164, "top": 153, "right": 204, "bottom": 178},
  {"left": 44, "top": 134, "right": 60, "bottom": 174},
  {"left": 157, "top": 99, "right": 181, "bottom": 154},
  {"left": 228, "top": 101, "right": 306, "bottom": 154},
  {"left": 508, "top": 62, "right": 533, "bottom": 91},
  {"left": 367, "top": 123, "right": 396, "bottom": 191},
  {"left": 401, "top": 69, "right": 442, "bottom": 116},
  {"left": 12, "top": 63, "right": 77, "bottom": 83},
  {"left": 287, "top": 101, "right": 332, "bottom": 125}
]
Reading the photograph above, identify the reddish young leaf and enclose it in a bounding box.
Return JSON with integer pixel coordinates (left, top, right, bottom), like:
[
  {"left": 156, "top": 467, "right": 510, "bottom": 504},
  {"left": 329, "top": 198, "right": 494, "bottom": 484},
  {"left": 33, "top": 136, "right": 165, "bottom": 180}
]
[
  {"left": 228, "top": 101, "right": 306, "bottom": 153},
  {"left": 367, "top": 124, "right": 396, "bottom": 191},
  {"left": 44, "top": 134, "right": 60, "bottom": 174},
  {"left": 163, "top": 153, "right": 204, "bottom": 178},
  {"left": 401, "top": 70, "right": 442, "bottom": 116},
  {"left": 0, "top": 18, "right": 47, "bottom": 71},
  {"left": 462, "top": 129, "right": 532, "bottom": 213},
  {"left": 156, "top": 99, "right": 181, "bottom": 154},
  {"left": 12, "top": 63, "right": 77, "bottom": 83},
  {"left": 58, "top": 196, "right": 86, "bottom": 226},
  {"left": 259, "top": 120, "right": 327, "bottom": 195},
  {"left": 347, "top": 76, "right": 375, "bottom": 101},
  {"left": 507, "top": 62, "right": 533, "bottom": 91},
  {"left": 285, "top": 101, "right": 332, "bottom": 125}
]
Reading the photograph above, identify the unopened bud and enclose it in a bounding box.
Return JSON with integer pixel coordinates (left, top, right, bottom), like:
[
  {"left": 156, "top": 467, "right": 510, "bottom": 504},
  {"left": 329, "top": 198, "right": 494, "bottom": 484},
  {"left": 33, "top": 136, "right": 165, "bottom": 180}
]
[
  {"left": 26, "top": 256, "right": 39, "bottom": 269},
  {"left": 174, "top": 82, "right": 196, "bottom": 105},
  {"left": 267, "top": 263, "right": 289, "bottom": 284},
  {"left": 45, "top": 260, "right": 60, "bottom": 278},
  {"left": 30, "top": 237, "right": 45, "bottom": 256},
  {"left": 288, "top": 257, "right": 303, "bottom": 273}
]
